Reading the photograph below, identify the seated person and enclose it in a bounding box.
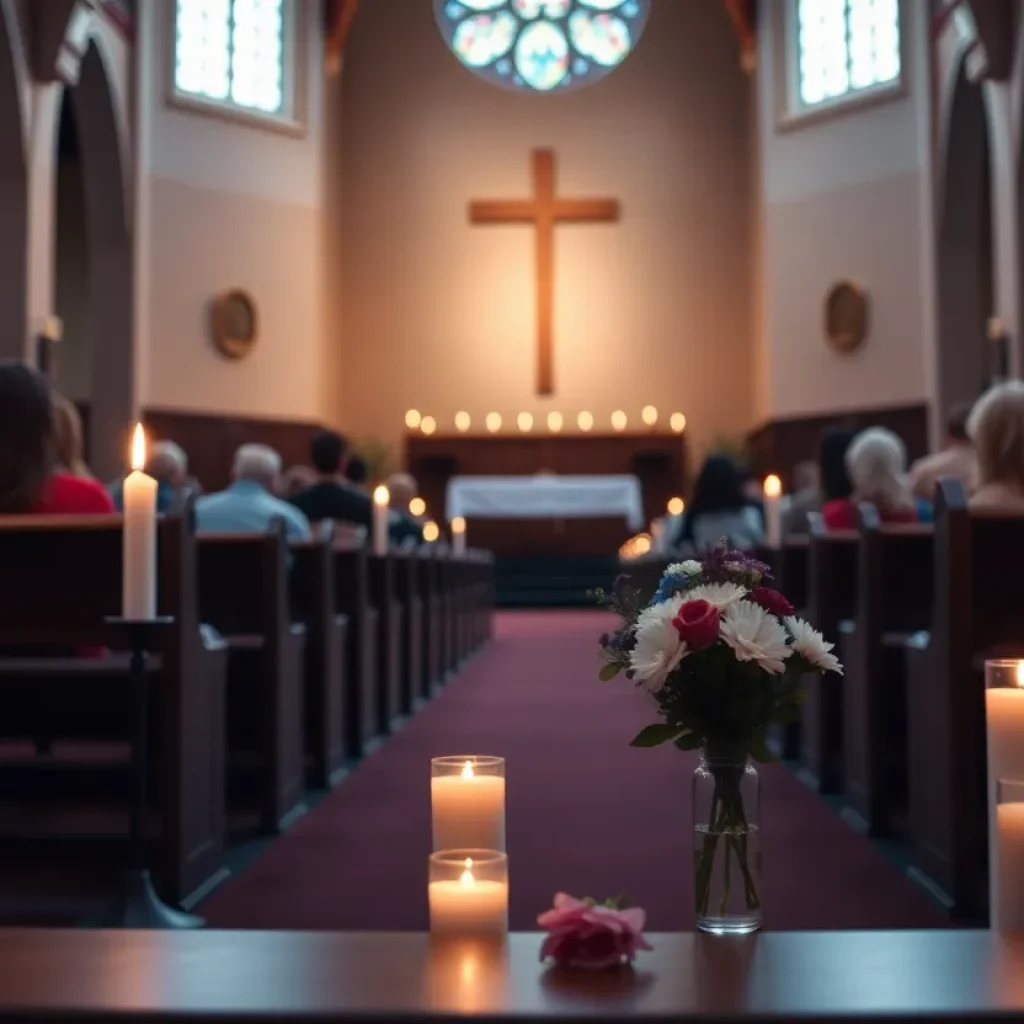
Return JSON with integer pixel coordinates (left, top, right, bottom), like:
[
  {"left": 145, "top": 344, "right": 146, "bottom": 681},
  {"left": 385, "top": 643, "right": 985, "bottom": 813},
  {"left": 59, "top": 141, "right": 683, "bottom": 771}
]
[
  {"left": 196, "top": 443, "right": 310, "bottom": 540},
  {"left": 782, "top": 460, "right": 821, "bottom": 536},
  {"left": 344, "top": 454, "right": 369, "bottom": 494},
  {"left": 282, "top": 464, "right": 316, "bottom": 500},
  {"left": 51, "top": 392, "right": 93, "bottom": 478},
  {"left": 0, "top": 362, "right": 114, "bottom": 515},
  {"left": 967, "top": 380, "right": 1024, "bottom": 511},
  {"left": 823, "top": 427, "right": 918, "bottom": 529},
  {"left": 909, "top": 401, "right": 977, "bottom": 500},
  {"left": 385, "top": 470, "right": 424, "bottom": 546},
  {"left": 110, "top": 440, "right": 189, "bottom": 513},
  {"left": 675, "top": 455, "right": 764, "bottom": 551},
  {"left": 290, "top": 430, "right": 373, "bottom": 529}
]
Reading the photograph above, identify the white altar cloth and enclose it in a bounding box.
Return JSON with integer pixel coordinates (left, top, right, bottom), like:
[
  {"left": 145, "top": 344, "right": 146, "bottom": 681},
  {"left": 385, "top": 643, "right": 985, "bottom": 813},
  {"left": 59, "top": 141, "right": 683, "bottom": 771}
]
[{"left": 446, "top": 475, "right": 645, "bottom": 530}]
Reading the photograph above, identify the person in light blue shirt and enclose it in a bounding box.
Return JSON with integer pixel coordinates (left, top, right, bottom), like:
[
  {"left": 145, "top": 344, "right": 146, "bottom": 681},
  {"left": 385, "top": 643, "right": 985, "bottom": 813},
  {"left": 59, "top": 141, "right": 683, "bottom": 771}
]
[{"left": 196, "top": 443, "right": 311, "bottom": 541}]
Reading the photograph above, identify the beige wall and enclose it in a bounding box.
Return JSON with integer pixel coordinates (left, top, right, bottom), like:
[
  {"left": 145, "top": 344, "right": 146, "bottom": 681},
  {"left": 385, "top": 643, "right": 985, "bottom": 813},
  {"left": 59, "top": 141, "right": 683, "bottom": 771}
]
[
  {"left": 332, "top": 0, "right": 753, "bottom": 461},
  {"left": 138, "top": 0, "right": 327, "bottom": 422},
  {"left": 753, "top": 0, "right": 932, "bottom": 424}
]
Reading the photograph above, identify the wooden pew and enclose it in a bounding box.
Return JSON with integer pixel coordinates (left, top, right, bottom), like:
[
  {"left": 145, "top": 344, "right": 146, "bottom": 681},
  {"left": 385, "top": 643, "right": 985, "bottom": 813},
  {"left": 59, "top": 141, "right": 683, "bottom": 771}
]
[
  {"left": 772, "top": 536, "right": 810, "bottom": 760},
  {"left": 197, "top": 526, "right": 306, "bottom": 833},
  {"left": 333, "top": 543, "right": 378, "bottom": 756},
  {"left": 437, "top": 555, "right": 458, "bottom": 681},
  {"left": 291, "top": 532, "right": 348, "bottom": 788},
  {"left": 392, "top": 551, "right": 423, "bottom": 715},
  {"left": 367, "top": 553, "right": 403, "bottom": 732},
  {"left": 417, "top": 550, "right": 443, "bottom": 695},
  {"left": 906, "top": 480, "right": 1024, "bottom": 918},
  {"left": 842, "top": 509, "right": 933, "bottom": 836},
  {"left": 801, "top": 521, "right": 858, "bottom": 793},
  {"left": 0, "top": 509, "right": 227, "bottom": 906}
]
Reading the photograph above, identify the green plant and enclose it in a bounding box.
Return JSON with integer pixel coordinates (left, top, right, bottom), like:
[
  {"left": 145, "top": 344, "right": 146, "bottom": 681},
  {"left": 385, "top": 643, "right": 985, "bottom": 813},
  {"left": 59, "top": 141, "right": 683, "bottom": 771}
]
[{"left": 353, "top": 436, "right": 396, "bottom": 486}]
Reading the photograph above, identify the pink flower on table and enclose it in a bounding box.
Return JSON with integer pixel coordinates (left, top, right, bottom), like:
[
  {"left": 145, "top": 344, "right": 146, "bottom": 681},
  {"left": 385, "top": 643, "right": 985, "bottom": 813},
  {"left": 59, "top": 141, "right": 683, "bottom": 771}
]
[{"left": 538, "top": 893, "right": 653, "bottom": 970}]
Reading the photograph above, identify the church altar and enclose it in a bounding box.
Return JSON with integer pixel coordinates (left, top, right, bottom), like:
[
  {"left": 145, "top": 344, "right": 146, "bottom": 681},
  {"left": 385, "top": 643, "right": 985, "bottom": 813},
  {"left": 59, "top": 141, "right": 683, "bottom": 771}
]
[
  {"left": 0, "top": 928, "right": 1019, "bottom": 1020},
  {"left": 406, "top": 432, "right": 686, "bottom": 558},
  {"left": 447, "top": 475, "right": 645, "bottom": 530}
]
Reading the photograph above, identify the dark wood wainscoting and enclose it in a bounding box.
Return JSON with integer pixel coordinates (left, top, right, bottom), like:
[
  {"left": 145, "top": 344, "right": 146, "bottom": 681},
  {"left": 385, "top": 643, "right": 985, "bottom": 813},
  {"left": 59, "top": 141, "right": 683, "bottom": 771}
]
[
  {"left": 143, "top": 409, "right": 323, "bottom": 492},
  {"left": 747, "top": 403, "right": 930, "bottom": 489}
]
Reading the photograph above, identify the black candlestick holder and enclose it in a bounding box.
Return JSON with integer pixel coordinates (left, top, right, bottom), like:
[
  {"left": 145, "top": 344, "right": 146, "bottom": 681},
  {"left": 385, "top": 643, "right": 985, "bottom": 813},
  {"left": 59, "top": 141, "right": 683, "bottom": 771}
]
[{"left": 100, "top": 616, "right": 204, "bottom": 929}]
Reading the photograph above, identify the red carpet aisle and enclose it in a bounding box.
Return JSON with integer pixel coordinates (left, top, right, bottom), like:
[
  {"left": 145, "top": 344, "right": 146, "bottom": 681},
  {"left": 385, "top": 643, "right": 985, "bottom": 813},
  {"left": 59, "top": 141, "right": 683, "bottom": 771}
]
[{"left": 202, "top": 611, "right": 944, "bottom": 931}]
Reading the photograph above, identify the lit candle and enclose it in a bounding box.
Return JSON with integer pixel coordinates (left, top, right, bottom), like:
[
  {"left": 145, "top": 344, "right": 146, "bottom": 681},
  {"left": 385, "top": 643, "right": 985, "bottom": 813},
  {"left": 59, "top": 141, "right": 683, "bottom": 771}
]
[
  {"left": 517, "top": 412, "right": 533, "bottom": 433},
  {"left": 451, "top": 516, "right": 467, "bottom": 557},
  {"left": 986, "top": 662, "right": 1024, "bottom": 784},
  {"left": 428, "top": 852, "right": 508, "bottom": 937},
  {"left": 547, "top": 411, "right": 563, "bottom": 433},
  {"left": 577, "top": 411, "right": 593, "bottom": 432},
  {"left": 372, "top": 485, "right": 389, "bottom": 556},
  {"left": 123, "top": 423, "right": 158, "bottom": 620},
  {"left": 667, "top": 496, "right": 684, "bottom": 517},
  {"left": 485, "top": 413, "right": 502, "bottom": 434},
  {"left": 611, "top": 410, "right": 627, "bottom": 432},
  {"left": 995, "top": 783, "right": 1024, "bottom": 930},
  {"left": 410, "top": 497, "right": 427, "bottom": 518},
  {"left": 421, "top": 416, "right": 437, "bottom": 436},
  {"left": 431, "top": 756, "right": 506, "bottom": 852},
  {"left": 763, "top": 474, "right": 783, "bottom": 549},
  {"left": 455, "top": 411, "right": 471, "bottom": 433},
  {"left": 423, "top": 521, "right": 440, "bottom": 544},
  {"left": 670, "top": 412, "right": 687, "bottom": 434},
  {"left": 641, "top": 405, "right": 658, "bottom": 427}
]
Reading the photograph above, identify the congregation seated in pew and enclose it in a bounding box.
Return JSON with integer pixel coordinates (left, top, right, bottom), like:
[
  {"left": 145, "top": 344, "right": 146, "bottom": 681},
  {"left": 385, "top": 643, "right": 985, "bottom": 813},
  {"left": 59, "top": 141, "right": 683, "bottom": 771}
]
[
  {"left": 673, "top": 454, "right": 764, "bottom": 551},
  {"left": 967, "top": 380, "right": 1024, "bottom": 512},
  {"left": 196, "top": 444, "right": 311, "bottom": 540},
  {"left": 0, "top": 362, "right": 115, "bottom": 516},
  {"left": 909, "top": 400, "right": 977, "bottom": 501},
  {"left": 823, "top": 426, "right": 926, "bottom": 529},
  {"left": 51, "top": 392, "right": 93, "bottom": 479}
]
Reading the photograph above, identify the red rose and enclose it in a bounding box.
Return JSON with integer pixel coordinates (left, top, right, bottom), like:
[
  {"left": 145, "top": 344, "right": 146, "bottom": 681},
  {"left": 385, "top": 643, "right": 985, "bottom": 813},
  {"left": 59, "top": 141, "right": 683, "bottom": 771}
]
[
  {"left": 751, "top": 586, "right": 794, "bottom": 617},
  {"left": 672, "top": 599, "right": 720, "bottom": 650}
]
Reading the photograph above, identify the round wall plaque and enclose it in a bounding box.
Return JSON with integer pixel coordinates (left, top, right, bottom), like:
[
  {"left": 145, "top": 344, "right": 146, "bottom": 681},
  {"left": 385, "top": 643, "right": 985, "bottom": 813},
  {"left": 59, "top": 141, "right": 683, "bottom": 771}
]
[
  {"left": 210, "top": 289, "right": 258, "bottom": 361},
  {"left": 823, "top": 280, "right": 869, "bottom": 354}
]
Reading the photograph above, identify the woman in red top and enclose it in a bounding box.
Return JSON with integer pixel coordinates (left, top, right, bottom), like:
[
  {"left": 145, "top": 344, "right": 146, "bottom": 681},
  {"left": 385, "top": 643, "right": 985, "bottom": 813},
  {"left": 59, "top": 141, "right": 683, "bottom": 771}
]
[
  {"left": 822, "top": 426, "right": 919, "bottom": 530},
  {"left": 0, "top": 362, "right": 115, "bottom": 515}
]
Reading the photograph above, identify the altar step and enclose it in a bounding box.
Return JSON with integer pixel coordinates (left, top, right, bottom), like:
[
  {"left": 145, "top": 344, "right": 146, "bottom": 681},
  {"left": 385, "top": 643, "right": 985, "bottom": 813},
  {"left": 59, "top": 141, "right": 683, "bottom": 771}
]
[{"left": 495, "top": 556, "right": 620, "bottom": 607}]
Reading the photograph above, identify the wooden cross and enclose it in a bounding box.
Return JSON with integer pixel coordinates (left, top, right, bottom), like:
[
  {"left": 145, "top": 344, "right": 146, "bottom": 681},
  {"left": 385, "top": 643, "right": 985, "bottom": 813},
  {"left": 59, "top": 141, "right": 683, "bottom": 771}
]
[{"left": 469, "top": 149, "right": 620, "bottom": 396}]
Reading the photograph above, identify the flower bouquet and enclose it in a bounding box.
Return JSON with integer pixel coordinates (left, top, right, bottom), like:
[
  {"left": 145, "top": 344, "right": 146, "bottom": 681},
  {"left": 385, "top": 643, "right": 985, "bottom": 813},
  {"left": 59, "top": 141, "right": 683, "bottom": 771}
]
[{"left": 597, "top": 545, "right": 842, "bottom": 933}]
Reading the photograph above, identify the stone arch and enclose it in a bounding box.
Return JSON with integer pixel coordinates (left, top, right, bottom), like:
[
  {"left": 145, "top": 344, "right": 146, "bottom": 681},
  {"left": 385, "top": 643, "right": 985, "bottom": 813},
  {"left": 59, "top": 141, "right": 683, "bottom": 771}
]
[
  {"left": 0, "top": 1, "right": 27, "bottom": 361},
  {"left": 61, "top": 38, "right": 133, "bottom": 478},
  {"left": 936, "top": 52, "right": 994, "bottom": 416}
]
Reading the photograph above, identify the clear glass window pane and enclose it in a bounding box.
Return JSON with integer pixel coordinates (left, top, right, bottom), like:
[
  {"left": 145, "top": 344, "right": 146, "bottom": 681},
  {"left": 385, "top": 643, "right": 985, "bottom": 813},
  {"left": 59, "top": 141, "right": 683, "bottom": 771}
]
[{"left": 796, "top": 0, "right": 900, "bottom": 109}]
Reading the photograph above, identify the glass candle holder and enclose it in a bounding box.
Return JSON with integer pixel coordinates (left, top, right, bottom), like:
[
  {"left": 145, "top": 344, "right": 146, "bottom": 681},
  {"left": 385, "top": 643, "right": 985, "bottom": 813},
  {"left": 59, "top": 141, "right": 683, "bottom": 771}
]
[
  {"left": 994, "top": 780, "right": 1024, "bottom": 930},
  {"left": 431, "top": 756, "right": 506, "bottom": 853},
  {"left": 429, "top": 850, "right": 508, "bottom": 936}
]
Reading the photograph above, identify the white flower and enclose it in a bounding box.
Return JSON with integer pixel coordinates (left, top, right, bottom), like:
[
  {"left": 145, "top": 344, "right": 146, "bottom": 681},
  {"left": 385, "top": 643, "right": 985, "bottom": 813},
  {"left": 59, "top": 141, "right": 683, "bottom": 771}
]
[
  {"left": 785, "top": 616, "right": 843, "bottom": 675},
  {"left": 686, "top": 582, "right": 746, "bottom": 611},
  {"left": 665, "top": 560, "right": 703, "bottom": 580},
  {"left": 720, "top": 600, "right": 792, "bottom": 675},
  {"left": 629, "top": 596, "right": 688, "bottom": 692}
]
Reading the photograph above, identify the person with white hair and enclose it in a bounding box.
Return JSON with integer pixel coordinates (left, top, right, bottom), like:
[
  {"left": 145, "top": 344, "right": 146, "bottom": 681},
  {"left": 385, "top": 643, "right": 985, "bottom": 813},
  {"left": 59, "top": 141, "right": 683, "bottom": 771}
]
[
  {"left": 110, "top": 439, "right": 190, "bottom": 513},
  {"left": 967, "top": 380, "right": 1024, "bottom": 511},
  {"left": 195, "top": 443, "right": 310, "bottom": 540},
  {"left": 823, "top": 426, "right": 920, "bottom": 529}
]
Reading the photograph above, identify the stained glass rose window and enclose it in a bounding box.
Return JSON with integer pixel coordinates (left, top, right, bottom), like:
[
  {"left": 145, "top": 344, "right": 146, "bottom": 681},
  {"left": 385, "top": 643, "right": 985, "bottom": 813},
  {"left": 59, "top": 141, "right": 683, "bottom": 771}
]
[{"left": 434, "top": 0, "right": 651, "bottom": 93}]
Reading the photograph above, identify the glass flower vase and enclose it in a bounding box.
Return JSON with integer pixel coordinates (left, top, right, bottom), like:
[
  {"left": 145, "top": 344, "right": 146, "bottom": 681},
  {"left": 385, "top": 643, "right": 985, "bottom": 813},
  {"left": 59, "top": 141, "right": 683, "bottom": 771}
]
[{"left": 692, "top": 747, "right": 762, "bottom": 935}]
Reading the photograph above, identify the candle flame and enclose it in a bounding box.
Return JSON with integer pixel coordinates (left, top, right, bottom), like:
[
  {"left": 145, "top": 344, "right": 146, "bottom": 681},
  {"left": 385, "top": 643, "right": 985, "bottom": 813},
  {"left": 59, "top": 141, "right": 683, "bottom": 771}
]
[
  {"left": 461, "top": 760, "right": 475, "bottom": 779},
  {"left": 131, "top": 423, "right": 146, "bottom": 472},
  {"left": 423, "top": 521, "right": 440, "bottom": 543},
  {"left": 1016, "top": 661, "right": 1024, "bottom": 689},
  {"left": 373, "top": 485, "right": 389, "bottom": 507},
  {"left": 667, "top": 496, "right": 684, "bottom": 516},
  {"left": 764, "top": 474, "right": 782, "bottom": 499},
  {"left": 460, "top": 859, "right": 474, "bottom": 887},
  {"left": 451, "top": 516, "right": 466, "bottom": 535}
]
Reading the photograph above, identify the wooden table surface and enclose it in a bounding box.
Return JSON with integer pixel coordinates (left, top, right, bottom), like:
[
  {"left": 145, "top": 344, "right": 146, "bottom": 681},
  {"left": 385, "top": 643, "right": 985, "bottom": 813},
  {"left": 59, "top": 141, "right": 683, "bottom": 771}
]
[{"left": 1, "top": 929, "right": 1024, "bottom": 1020}]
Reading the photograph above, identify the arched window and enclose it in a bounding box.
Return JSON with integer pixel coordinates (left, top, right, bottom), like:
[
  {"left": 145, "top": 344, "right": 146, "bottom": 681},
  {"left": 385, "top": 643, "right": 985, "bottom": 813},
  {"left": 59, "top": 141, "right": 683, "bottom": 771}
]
[
  {"left": 789, "top": 0, "right": 901, "bottom": 116},
  {"left": 173, "top": 0, "right": 302, "bottom": 127}
]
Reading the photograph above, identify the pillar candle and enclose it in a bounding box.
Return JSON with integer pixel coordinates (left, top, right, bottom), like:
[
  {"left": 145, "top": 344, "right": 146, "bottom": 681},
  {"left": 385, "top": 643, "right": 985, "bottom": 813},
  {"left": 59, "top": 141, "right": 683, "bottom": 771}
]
[
  {"left": 123, "top": 423, "right": 158, "bottom": 620},
  {"left": 372, "top": 485, "right": 389, "bottom": 556},
  {"left": 432, "top": 758, "right": 505, "bottom": 852},
  {"left": 429, "top": 857, "right": 508, "bottom": 936},
  {"left": 763, "top": 474, "right": 783, "bottom": 549},
  {"left": 995, "top": 801, "right": 1024, "bottom": 930},
  {"left": 451, "top": 516, "right": 467, "bottom": 557}
]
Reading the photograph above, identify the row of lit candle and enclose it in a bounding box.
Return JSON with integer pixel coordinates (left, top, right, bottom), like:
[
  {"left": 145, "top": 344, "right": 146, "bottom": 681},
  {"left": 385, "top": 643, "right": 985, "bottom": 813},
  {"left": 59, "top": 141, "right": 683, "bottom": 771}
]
[{"left": 406, "top": 408, "right": 687, "bottom": 435}]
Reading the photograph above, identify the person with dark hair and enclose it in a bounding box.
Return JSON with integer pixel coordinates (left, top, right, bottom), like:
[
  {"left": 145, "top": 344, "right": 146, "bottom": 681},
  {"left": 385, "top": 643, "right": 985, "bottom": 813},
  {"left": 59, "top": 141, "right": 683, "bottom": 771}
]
[
  {"left": 0, "top": 362, "right": 114, "bottom": 515},
  {"left": 675, "top": 455, "right": 764, "bottom": 551},
  {"left": 290, "top": 429, "right": 373, "bottom": 531},
  {"left": 909, "top": 400, "right": 977, "bottom": 500},
  {"left": 344, "top": 454, "right": 369, "bottom": 492}
]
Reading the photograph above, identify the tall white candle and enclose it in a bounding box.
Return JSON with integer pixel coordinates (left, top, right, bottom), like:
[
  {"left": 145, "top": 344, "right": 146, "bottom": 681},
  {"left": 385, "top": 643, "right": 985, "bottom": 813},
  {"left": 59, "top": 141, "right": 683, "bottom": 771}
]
[
  {"left": 429, "top": 856, "right": 508, "bottom": 936},
  {"left": 995, "top": 801, "right": 1024, "bottom": 930},
  {"left": 451, "top": 516, "right": 467, "bottom": 557},
  {"left": 763, "top": 474, "right": 782, "bottom": 549},
  {"left": 372, "top": 485, "right": 389, "bottom": 556},
  {"left": 123, "top": 423, "right": 157, "bottom": 620},
  {"left": 432, "top": 758, "right": 505, "bottom": 852}
]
